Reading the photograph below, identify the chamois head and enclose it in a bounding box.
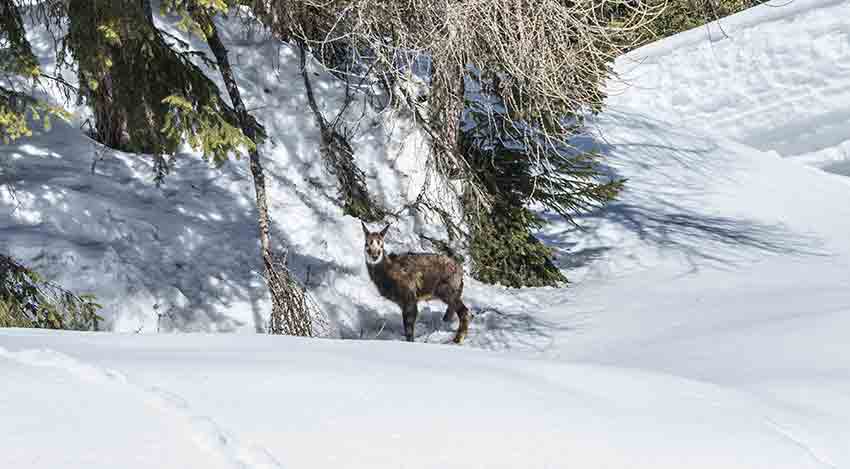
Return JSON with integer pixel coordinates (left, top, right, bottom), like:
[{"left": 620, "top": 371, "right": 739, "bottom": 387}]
[{"left": 362, "top": 221, "right": 390, "bottom": 265}]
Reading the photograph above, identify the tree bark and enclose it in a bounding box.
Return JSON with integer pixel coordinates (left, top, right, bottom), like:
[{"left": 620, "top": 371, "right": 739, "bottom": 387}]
[
  {"left": 140, "top": 0, "right": 152, "bottom": 22},
  {"left": 203, "top": 16, "right": 272, "bottom": 261}
]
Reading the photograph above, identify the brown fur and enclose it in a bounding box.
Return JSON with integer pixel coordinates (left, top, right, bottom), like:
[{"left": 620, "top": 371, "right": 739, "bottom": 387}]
[{"left": 362, "top": 222, "right": 470, "bottom": 344}]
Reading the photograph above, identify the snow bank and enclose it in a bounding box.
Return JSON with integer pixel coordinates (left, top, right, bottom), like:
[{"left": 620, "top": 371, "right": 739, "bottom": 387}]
[{"left": 609, "top": 0, "right": 850, "bottom": 174}]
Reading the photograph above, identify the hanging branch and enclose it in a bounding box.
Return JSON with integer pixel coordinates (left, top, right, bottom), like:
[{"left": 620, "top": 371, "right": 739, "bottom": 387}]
[{"left": 298, "top": 39, "right": 383, "bottom": 222}]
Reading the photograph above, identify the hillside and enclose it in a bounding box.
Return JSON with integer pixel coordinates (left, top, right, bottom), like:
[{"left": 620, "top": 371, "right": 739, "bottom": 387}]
[{"left": 2, "top": 0, "right": 850, "bottom": 467}]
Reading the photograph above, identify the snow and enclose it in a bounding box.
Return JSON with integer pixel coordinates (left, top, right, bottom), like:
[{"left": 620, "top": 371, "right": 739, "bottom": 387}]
[
  {"left": 3, "top": 1, "right": 850, "bottom": 468},
  {"left": 0, "top": 330, "right": 840, "bottom": 468},
  {"left": 609, "top": 0, "right": 850, "bottom": 175}
]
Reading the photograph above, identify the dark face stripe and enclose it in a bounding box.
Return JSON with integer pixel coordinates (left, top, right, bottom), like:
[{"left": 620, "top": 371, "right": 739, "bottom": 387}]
[{"left": 365, "top": 235, "right": 384, "bottom": 260}]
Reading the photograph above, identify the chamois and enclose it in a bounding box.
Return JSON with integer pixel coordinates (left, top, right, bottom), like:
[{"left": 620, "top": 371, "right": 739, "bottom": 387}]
[{"left": 362, "top": 222, "right": 470, "bottom": 344}]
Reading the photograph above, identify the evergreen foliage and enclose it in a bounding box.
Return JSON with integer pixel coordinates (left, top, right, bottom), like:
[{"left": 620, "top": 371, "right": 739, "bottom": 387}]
[
  {"left": 161, "top": 94, "right": 256, "bottom": 166},
  {"left": 0, "top": 0, "right": 70, "bottom": 143},
  {"left": 615, "top": 0, "right": 767, "bottom": 50},
  {"left": 464, "top": 95, "right": 624, "bottom": 228},
  {"left": 0, "top": 0, "right": 39, "bottom": 78},
  {"left": 0, "top": 90, "right": 37, "bottom": 143},
  {"left": 0, "top": 88, "right": 70, "bottom": 144},
  {"left": 63, "top": 0, "right": 259, "bottom": 163},
  {"left": 468, "top": 204, "right": 566, "bottom": 288},
  {"left": 0, "top": 255, "right": 102, "bottom": 330},
  {"left": 461, "top": 94, "right": 622, "bottom": 286}
]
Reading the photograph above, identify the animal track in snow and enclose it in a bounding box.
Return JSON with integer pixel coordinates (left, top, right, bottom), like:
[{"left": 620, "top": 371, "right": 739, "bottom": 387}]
[{"left": 0, "top": 346, "right": 284, "bottom": 469}]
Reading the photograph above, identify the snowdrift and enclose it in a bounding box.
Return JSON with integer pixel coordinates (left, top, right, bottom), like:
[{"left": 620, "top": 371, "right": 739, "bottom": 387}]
[{"left": 609, "top": 0, "right": 850, "bottom": 175}]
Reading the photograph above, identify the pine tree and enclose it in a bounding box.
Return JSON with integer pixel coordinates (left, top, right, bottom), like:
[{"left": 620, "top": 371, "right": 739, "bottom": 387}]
[
  {"left": 461, "top": 98, "right": 622, "bottom": 287},
  {"left": 63, "top": 0, "right": 253, "bottom": 163}
]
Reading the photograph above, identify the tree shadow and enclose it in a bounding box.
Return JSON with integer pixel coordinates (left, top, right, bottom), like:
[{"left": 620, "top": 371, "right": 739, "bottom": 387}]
[
  {"left": 823, "top": 158, "right": 850, "bottom": 177},
  {"left": 336, "top": 300, "right": 569, "bottom": 353},
  {"left": 461, "top": 307, "right": 568, "bottom": 352},
  {"left": 536, "top": 110, "right": 828, "bottom": 274},
  {"left": 0, "top": 127, "right": 268, "bottom": 332}
]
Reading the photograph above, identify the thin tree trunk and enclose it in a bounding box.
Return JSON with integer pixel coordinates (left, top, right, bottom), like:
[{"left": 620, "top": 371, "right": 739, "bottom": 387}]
[
  {"left": 201, "top": 14, "right": 312, "bottom": 336},
  {"left": 203, "top": 16, "right": 271, "bottom": 260},
  {"left": 140, "top": 0, "right": 152, "bottom": 22}
]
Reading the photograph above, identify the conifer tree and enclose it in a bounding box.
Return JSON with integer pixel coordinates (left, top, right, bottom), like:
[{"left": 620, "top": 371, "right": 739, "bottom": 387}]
[{"left": 64, "top": 0, "right": 253, "bottom": 164}]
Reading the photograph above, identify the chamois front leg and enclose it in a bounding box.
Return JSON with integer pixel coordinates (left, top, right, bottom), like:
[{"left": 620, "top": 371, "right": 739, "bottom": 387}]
[{"left": 401, "top": 300, "right": 419, "bottom": 342}]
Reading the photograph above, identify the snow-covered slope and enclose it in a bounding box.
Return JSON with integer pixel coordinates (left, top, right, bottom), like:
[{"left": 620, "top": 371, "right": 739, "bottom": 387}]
[
  {"left": 610, "top": 0, "right": 850, "bottom": 175},
  {"left": 2, "top": 1, "right": 850, "bottom": 467}
]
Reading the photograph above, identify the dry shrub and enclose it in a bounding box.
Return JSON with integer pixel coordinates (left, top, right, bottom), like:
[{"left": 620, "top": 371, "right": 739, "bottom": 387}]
[{"left": 245, "top": 0, "right": 663, "bottom": 221}]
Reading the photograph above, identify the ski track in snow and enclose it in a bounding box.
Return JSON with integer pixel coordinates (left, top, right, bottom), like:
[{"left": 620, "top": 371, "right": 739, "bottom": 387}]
[
  {"left": 0, "top": 346, "right": 284, "bottom": 469},
  {"left": 763, "top": 418, "right": 838, "bottom": 469}
]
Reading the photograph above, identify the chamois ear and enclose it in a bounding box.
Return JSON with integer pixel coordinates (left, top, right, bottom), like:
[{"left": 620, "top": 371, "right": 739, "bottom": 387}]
[
  {"left": 361, "top": 221, "right": 369, "bottom": 236},
  {"left": 380, "top": 223, "right": 391, "bottom": 237}
]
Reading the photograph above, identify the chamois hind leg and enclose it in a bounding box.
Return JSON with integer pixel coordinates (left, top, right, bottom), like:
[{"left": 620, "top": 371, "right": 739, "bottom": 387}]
[
  {"left": 436, "top": 278, "right": 470, "bottom": 344},
  {"left": 401, "top": 301, "right": 419, "bottom": 342},
  {"left": 436, "top": 282, "right": 458, "bottom": 322},
  {"left": 452, "top": 300, "right": 470, "bottom": 344},
  {"left": 442, "top": 305, "right": 456, "bottom": 323}
]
